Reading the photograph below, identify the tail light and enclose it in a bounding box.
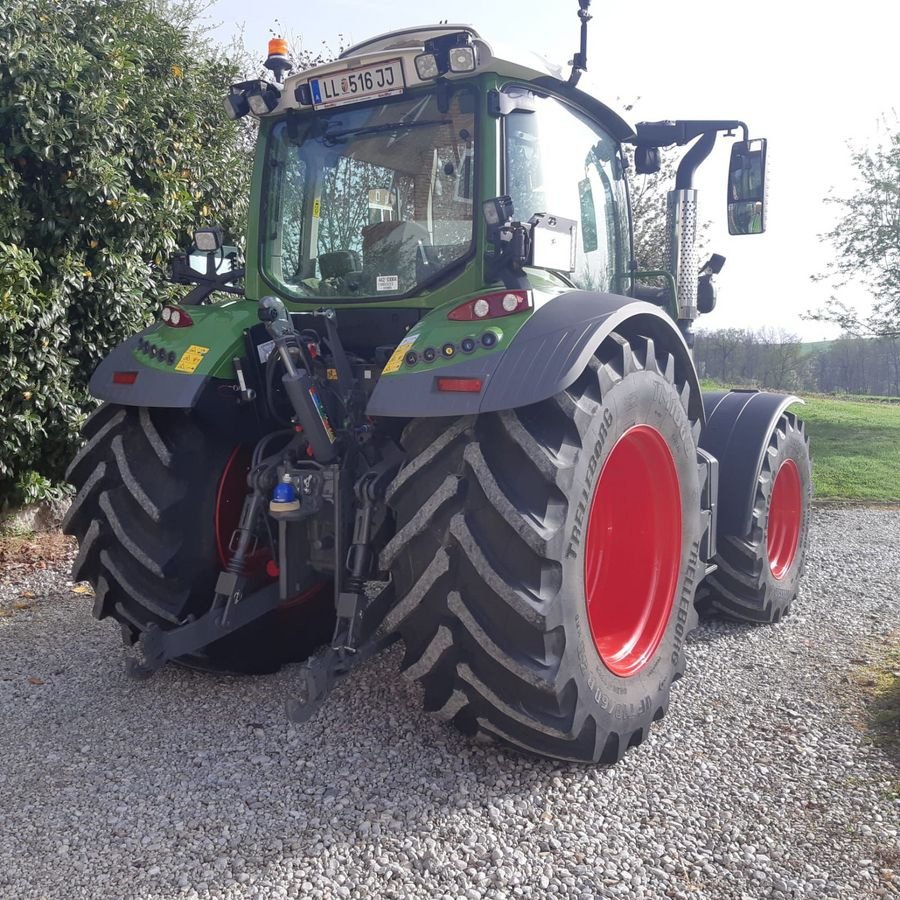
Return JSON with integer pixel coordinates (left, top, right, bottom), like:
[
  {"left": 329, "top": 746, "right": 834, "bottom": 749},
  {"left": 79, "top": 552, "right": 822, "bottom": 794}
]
[
  {"left": 447, "top": 290, "right": 531, "bottom": 321},
  {"left": 161, "top": 305, "right": 193, "bottom": 327},
  {"left": 436, "top": 376, "right": 483, "bottom": 393}
]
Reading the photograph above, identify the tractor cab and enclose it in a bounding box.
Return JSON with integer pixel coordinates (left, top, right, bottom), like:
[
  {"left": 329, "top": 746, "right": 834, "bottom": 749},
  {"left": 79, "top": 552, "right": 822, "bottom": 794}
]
[{"left": 223, "top": 25, "right": 638, "bottom": 313}]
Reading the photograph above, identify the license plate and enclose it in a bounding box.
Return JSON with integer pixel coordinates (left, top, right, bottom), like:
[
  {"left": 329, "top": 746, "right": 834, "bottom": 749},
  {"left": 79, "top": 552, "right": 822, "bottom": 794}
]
[{"left": 310, "top": 60, "right": 405, "bottom": 110}]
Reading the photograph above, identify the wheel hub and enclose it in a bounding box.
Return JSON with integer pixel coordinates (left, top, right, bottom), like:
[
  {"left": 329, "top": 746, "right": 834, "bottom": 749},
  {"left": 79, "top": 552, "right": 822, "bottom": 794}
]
[
  {"left": 767, "top": 458, "right": 802, "bottom": 579},
  {"left": 584, "top": 425, "right": 682, "bottom": 678}
]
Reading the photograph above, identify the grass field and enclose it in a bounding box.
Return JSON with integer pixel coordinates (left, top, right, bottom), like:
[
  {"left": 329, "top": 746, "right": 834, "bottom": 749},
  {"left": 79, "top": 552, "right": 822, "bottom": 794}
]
[
  {"left": 700, "top": 382, "right": 900, "bottom": 501},
  {"left": 799, "top": 394, "right": 900, "bottom": 501}
]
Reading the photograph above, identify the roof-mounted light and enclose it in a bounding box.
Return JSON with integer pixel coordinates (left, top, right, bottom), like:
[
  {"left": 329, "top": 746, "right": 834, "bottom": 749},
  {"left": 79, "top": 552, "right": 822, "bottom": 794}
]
[
  {"left": 224, "top": 92, "right": 249, "bottom": 120},
  {"left": 265, "top": 37, "right": 291, "bottom": 83},
  {"left": 415, "top": 53, "right": 441, "bottom": 80},
  {"left": 415, "top": 31, "right": 478, "bottom": 81},
  {"left": 248, "top": 83, "right": 280, "bottom": 116},
  {"left": 448, "top": 46, "right": 476, "bottom": 73},
  {"left": 223, "top": 79, "right": 280, "bottom": 121}
]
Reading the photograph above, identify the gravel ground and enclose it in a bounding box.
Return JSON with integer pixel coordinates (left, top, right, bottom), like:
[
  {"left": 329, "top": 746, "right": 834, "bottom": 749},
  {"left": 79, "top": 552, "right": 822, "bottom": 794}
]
[{"left": 0, "top": 506, "right": 898, "bottom": 900}]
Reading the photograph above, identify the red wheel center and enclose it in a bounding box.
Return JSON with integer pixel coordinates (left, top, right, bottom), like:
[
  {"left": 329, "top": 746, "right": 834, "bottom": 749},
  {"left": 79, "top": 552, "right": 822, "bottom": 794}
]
[
  {"left": 584, "top": 425, "right": 682, "bottom": 678},
  {"left": 767, "top": 459, "right": 802, "bottom": 580}
]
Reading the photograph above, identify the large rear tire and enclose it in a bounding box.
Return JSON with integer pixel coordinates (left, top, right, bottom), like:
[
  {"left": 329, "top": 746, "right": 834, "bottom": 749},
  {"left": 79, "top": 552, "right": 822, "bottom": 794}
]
[
  {"left": 382, "top": 333, "right": 705, "bottom": 763},
  {"left": 63, "top": 405, "right": 332, "bottom": 673},
  {"left": 698, "top": 410, "right": 811, "bottom": 623}
]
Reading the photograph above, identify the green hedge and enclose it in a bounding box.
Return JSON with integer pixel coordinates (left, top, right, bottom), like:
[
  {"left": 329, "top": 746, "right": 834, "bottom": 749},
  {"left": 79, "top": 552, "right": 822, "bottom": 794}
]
[{"left": 0, "top": 0, "right": 250, "bottom": 504}]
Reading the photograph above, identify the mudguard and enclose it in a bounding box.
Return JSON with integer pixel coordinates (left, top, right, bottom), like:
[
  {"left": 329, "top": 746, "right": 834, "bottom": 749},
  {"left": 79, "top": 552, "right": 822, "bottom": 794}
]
[
  {"left": 366, "top": 292, "right": 704, "bottom": 422},
  {"left": 699, "top": 390, "right": 803, "bottom": 535},
  {"left": 89, "top": 335, "right": 210, "bottom": 408},
  {"left": 88, "top": 301, "right": 260, "bottom": 409}
]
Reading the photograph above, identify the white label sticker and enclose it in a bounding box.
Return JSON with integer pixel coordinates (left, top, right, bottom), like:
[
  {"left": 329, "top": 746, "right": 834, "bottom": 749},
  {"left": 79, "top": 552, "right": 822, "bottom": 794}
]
[
  {"left": 257, "top": 339, "right": 275, "bottom": 363},
  {"left": 376, "top": 275, "right": 399, "bottom": 291}
]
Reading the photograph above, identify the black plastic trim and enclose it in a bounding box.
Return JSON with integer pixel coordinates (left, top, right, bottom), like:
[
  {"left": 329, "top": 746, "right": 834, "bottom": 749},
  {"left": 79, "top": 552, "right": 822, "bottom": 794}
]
[{"left": 529, "top": 77, "right": 635, "bottom": 142}]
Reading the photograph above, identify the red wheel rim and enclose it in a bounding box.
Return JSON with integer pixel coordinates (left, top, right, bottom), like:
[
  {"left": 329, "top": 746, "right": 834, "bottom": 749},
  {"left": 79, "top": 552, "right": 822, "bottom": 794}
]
[
  {"left": 215, "top": 446, "right": 253, "bottom": 568},
  {"left": 584, "top": 425, "right": 682, "bottom": 678},
  {"left": 767, "top": 459, "right": 802, "bottom": 580}
]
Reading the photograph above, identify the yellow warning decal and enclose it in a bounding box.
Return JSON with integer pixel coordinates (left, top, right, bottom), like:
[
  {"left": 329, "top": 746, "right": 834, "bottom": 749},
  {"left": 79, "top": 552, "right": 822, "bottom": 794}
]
[
  {"left": 326, "top": 368, "right": 338, "bottom": 380},
  {"left": 175, "top": 344, "right": 210, "bottom": 374},
  {"left": 382, "top": 334, "right": 417, "bottom": 375},
  {"left": 312, "top": 199, "right": 321, "bottom": 218}
]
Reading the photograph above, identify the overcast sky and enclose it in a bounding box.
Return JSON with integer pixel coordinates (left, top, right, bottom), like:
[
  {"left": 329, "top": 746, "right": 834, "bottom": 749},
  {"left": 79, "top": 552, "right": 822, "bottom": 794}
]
[{"left": 206, "top": 0, "right": 897, "bottom": 340}]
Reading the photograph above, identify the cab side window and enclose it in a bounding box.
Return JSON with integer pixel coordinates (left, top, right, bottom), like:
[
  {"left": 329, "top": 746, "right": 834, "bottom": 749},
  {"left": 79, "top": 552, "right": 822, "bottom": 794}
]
[{"left": 505, "top": 95, "right": 627, "bottom": 292}]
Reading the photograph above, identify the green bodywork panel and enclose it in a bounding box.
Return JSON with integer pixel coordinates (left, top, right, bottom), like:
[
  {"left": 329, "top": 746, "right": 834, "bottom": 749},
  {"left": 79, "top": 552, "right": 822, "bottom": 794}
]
[{"left": 132, "top": 300, "right": 257, "bottom": 380}]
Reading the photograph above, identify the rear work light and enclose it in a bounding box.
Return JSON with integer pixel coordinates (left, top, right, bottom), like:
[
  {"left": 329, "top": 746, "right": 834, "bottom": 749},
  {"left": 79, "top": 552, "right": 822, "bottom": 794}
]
[
  {"left": 436, "top": 376, "right": 483, "bottom": 393},
  {"left": 447, "top": 290, "right": 531, "bottom": 321},
  {"left": 161, "top": 305, "right": 193, "bottom": 327}
]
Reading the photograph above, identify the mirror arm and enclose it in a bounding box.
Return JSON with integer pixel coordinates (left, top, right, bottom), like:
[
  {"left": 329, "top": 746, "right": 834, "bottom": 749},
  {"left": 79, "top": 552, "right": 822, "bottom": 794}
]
[{"left": 633, "top": 120, "right": 748, "bottom": 148}]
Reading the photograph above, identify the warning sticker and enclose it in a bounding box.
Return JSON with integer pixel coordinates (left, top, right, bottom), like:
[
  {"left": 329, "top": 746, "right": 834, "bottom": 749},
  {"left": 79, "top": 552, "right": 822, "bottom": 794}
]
[
  {"left": 256, "top": 339, "right": 275, "bottom": 364},
  {"left": 308, "top": 386, "right": 336, "bottom": 443},
  {"left": 382, "top": 333, "right": 417, "bottom": 376},
  {"left": 175, "top": 344, "right": 210, "bottom": 374},
  {"left": 376, "top": 274, "right": 399, "bottom": 291},
  {"left": 312, "top": 198, "right": 321, "bottom": 218}
]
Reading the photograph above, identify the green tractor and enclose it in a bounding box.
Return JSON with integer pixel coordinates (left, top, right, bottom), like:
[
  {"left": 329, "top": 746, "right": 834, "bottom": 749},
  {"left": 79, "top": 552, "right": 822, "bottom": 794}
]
[{"left": 64, "top": 6, "right": 812, "bottom": 764}]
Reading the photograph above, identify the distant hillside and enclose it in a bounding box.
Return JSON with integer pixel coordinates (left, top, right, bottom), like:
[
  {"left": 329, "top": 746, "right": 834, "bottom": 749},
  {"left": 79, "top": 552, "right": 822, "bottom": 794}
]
[{"left": 695, "top": 330, "right": 899, "bottom": 398}]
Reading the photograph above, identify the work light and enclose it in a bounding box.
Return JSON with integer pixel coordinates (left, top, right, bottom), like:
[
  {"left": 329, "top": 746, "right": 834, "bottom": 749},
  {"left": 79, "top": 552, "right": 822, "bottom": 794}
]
[
  {"left": 223, "top": 92, "right": 249, "bottom": 120},
  {"left": 448, "top": 46, "right": 476, "bottom": 72},
  {"left": 223, "top": 79, "right": 280, "bottom": 120},
  {"left": 415, "top": 53, "right": 441, "bottom": 80},
  {"left": 194, "top": 227, "right": 223, "bottom": 252},
  {"left": 248, "top": 85, "right": 280, "bottom": 116},
  {"left": 482, "top": 196, "right": 515, "bottom": 228}
]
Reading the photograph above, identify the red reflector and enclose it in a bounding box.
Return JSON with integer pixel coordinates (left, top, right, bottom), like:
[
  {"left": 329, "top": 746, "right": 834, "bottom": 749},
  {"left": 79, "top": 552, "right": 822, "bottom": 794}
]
[
  {"left": 436, "top": 377, "right": 483, "bottom": 393},
  {"left": 112, "top": 371, "right": 138, "bottom": 385}
]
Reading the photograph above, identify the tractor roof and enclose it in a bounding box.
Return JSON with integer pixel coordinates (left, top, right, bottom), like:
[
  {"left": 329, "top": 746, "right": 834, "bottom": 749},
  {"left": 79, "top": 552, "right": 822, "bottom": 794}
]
[{"left": 271, "top": 24, "right": 634, "bottom": 140}]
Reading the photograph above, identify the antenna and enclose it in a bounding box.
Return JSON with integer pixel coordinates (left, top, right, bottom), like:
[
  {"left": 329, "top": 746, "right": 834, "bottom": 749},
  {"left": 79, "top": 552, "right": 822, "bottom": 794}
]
[{"left": 568, "top": 0, "right": 593, "bottom": 87}]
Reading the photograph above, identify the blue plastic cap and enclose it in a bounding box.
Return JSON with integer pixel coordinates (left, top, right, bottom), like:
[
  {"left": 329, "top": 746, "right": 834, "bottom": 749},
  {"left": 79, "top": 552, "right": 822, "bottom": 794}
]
[{"left": 272, "top": 481, "right": 296, "bottom": 503}]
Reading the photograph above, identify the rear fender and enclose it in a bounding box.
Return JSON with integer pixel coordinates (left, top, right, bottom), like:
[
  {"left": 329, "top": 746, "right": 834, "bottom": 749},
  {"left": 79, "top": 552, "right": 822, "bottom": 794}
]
[
  {"left": 88, "top": 301, "right": 258, "bottom": 409},
  {"left": 699, "top": 390, "right": 803, "bottom": 535},
  {"left": 367, "top": 291, "right": 704, "bottom": 423}
]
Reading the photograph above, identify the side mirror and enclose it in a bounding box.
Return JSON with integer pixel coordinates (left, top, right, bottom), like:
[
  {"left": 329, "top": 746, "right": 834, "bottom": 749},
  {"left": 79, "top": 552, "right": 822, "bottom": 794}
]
[{"left": 727, "top": 139, "right": 767, "bottom": 235}]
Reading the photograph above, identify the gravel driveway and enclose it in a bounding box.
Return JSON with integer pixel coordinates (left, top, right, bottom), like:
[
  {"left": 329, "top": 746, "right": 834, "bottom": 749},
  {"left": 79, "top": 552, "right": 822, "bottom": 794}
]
[{"left": 0, "top": 507, "right": 898, "bottom": 900}]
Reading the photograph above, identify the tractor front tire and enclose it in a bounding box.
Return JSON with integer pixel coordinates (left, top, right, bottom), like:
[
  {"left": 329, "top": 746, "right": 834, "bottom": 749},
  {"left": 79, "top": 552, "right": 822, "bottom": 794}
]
[
  {"left": 698, "top": 410, "right": 811, "bottom": 624},
  {"left": 382, "top": 333, "right": 705, "bottom": 763},
  {"left": 63, "top": 404, "right": 332, "bottom": 673}
]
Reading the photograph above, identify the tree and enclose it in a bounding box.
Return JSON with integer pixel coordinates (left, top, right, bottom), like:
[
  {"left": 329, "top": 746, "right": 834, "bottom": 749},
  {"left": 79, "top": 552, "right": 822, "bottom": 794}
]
[
  {"left": 810, "top": 118, "right": 900, "bottom": 339},
  {"left": 0, "top": 0, "right": 251, "bottom": 503},
  {"left": 626, "top": 145, "right": 681, "bottom": 272}
]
